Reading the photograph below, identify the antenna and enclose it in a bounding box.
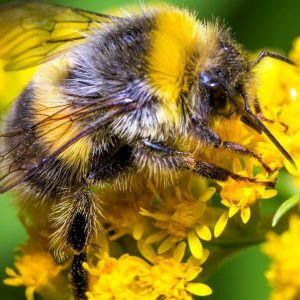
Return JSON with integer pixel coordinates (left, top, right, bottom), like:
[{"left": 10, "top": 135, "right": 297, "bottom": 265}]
[
  {"left": 240, "top": 92, "right": 296, "bottom": 167},
  {"left": 251, "top": 50, "right": 294, "bottom": 68}
]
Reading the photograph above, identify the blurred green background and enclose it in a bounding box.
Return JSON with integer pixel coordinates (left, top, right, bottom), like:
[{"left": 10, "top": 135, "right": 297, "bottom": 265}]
[{"left": 0, "top": 0, "right": 299, "bottom": 299}]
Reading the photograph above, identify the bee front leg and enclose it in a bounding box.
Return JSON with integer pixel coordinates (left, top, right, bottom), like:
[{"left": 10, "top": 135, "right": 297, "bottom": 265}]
[
  {"left": 139, "top": 140, "right": 274, "bottom": 187},
  {"left": 193, "top": 160, "right": 274, "bottom": 187},
  {"left": 193, "top": 125, "right": 273, "bottom": 173}
]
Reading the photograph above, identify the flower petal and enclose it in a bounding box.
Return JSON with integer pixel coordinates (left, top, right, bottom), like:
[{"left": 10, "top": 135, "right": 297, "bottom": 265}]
[
  {"left": 285, "top": 159, "right": 300, "bottom": 176},
  {"left": 198, "top": 187, "right": 216, "bottom": 202},
  {"left": 5, "top": 267, "right": 18, "bottom": 277},
  {"left": 140, "top": 208, "right": 169, "bottom": 221},
  {"left": 241, "top": 206, "right": 251, "bottom": 224},
  {"left": 229, "top": 206, "right": 239, "bottom": 218},
  {"left": 133, "top": 223, "right": 144, "bottom": 240},
  {"left": 173, "top": 242, "right": 186, "bottom": 262},
  {"left": 214, "top": 211, "right": 229, "bottom": 238},
  {"left": 158, "top": 236, "right": 176, "bottom": 254},
  {"left": 185, "top": 266, "right": 202, "bottom": 281},
  {"left": 263, "top": 189, "right": 278, "bottom": 199},
  {"left": 200, "top": 249, "right": 210, "bottom": 264},
  {"left": 137, "top": 240, "right": 156, "bottom": 264},
  {"left": 186, "top": 283, "right": 212, "bottom": 296},
  {"left": 145, "top": 231, "right": 168, "bottom": 244},
  {"left": 195, "top": 225, "right": 212, "bottom": 241},
  {"left": 187, "top": 231, "right": 203, "bottom": 259},
  {"left": 25, "top": 286, "right": 35, "bottom": 300}
]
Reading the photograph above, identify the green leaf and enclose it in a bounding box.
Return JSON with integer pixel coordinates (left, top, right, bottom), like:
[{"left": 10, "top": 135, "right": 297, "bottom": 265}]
[{"left": 272, "top": 193, "right": 300, "bottom": 227}]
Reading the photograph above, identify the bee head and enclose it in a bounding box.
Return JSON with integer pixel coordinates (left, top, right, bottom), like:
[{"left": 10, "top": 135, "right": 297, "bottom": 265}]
[
  {"left": 196, "top": 42, "right": 295, "bottom": 166},
  {"left": 199, "top": 69, "right": 237, "bottom": 119},
  {"left": 197, "top": 40, "right": 249, "bottom": 120}
]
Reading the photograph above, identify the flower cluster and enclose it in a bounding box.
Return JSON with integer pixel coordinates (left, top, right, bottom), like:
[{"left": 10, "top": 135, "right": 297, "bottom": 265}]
[
  {"left": 85, "top": 243, "right": 211, "bottom": 299},
  {"left": 4, "top": 240, "right": 69, "bottom": 300},
  {"left": 263, "top": 215, "right": 300, "bottom": 300},
  {"left": 259, "top": 38, "right": 300, "bottom": 299},
  {"left": 252, "top": 46, "right": 300, "bottom": 177}
]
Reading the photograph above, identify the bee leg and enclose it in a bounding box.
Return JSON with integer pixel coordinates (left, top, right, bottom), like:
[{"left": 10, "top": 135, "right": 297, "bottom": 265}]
[
  {"left": 52, "top": 189, "right": 101, "bottom": 300},
  {"left": 253, "top": 97, "right": 266, "bottom": 118},
  {"left": 194, "top": 126, "right": 273, "bottom": 174},
  {"left": 67, "top": 191, "right": 92, "bottom": 300},
  {"left": 70, "top": 252, "right": 88, "bottom": 300},
  {"left": 138, "top": 139, "right": 193, "bottom": 172},
  {"left": 219, "top": 141, "right": 273, "bottom": 174},
  {"left": 141, "top": 140, "right": 275, "bottom": 187},
  {"left": 68, "top": 210, "right": 89, "bottom": 300},
  {"left": 193, "top": 160, "right": 275, "bottom": 187}
]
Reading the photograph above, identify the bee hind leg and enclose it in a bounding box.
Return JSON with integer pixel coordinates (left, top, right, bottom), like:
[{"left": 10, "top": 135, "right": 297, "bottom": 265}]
[
  {"left": 68, "top": 208, "right": 89, "bottom": 300},
  {"left": 51, "top": 188, "right": 102, "bottom": 300},
  {"left": 70, "top": 252, "right": 88, "bottom": 300}
]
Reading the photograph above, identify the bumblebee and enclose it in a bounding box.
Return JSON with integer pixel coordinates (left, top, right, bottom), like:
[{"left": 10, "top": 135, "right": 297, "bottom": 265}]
[{"left": 0, "top": 3, "right": 295, "bottom": 299}]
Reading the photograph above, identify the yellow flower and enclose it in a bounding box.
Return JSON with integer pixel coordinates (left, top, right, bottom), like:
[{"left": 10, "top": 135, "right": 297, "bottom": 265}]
[
  {"left": 102, "top": 185, "right": 151, "bottom": 241},
  {"left": 4, "top": 241, "right": 69, "bottom": 300},
  {"left": 256, "top": 58, "right": 300, "bottom": 108},
  {"left": 263, "top": 215, "right": 300, "bottom": 300},
  {"left": 0, "top": 60, "right": 35, "bottom": 109},
  {"left": 253, "top": 49, "right": 300, "bottom": 179},
  {"left": 85, "top": 252, "right": 150, "bottom": 299},
  {"left": 139, "top": 177, "right": 217, "bottom": 259},
  {"left": 138, "top": 241, "right": 211, "bottom": 299},
  {"left": 85, "top": 242, "right": 212, "bottom": 300},
  {"left": 214, "top": 158, "right": 277, "bottom": 237},
  {"left": 289, "top": 36, "right": 300, "bottom": 66}
]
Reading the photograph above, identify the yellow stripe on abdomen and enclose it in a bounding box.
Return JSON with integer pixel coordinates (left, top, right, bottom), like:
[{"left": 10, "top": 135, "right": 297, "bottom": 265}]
[{"left": 33, "top": 58, "right": 91, "bottom": 170}]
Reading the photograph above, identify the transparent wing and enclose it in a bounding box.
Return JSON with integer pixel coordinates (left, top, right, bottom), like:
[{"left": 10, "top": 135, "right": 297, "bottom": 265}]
[
  {"left": 0, "top": 3, "right": 130, "bottom": 193},
  {"left": 0, "top": 96, "right": 136, "bottom": 193},
  {"left": 0, "top": 2, "right": 117, "bottom": 71}
]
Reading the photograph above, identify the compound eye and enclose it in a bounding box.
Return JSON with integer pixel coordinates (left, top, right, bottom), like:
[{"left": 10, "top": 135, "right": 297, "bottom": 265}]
[{"left": 209, "top": 83, "right": 232, "bottom": 115}]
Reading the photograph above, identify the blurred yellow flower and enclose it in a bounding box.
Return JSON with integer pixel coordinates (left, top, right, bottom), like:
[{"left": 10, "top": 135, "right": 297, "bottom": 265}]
[
  {"left": 253, "top": 47, "right": 300, "bottom": 180},
  {"left": 289, "top": 36, "right": 300, "bottom": 66},
  {"left": 263, "top": 215, "right": 300, "bottom": 300},
  {"left": 103, "top": 185, "right": 151, "bottom": 241},
  {"left": 4, "top": 241, "right": 69, "bottom": 300},
  {"left": 0, "top": 60, "right": 35, "bottom": 110}
]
